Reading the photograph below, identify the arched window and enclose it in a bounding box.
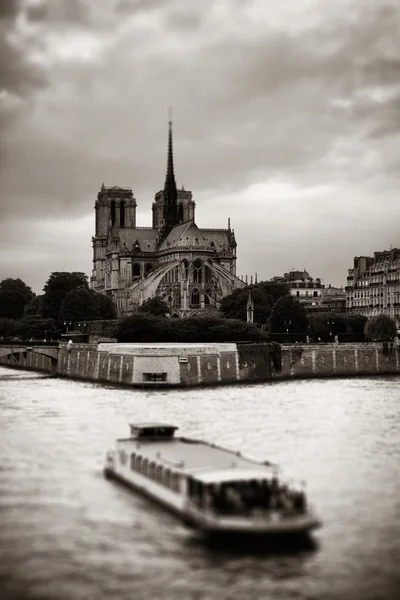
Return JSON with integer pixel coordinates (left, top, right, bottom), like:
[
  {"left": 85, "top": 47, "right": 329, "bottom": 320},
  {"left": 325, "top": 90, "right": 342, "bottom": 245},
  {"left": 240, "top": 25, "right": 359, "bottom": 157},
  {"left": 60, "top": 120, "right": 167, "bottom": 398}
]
[
  {"left": 191, "top": 288, "right": 200, "bottom": 306},
  {"left": 145, "top": 263, "right": 153, "bottom": 275},
  {"left": 193, "top": 259, "right": 202, "bottom": 283},
  {"left": 132, "top": 263, "right": 141, "bottom": 278},
  {"left": 178, "top": 203, "right": 184, "bottom": 223},
  {"left": 110, "top": 201, "right": 116, "bottom": 226},
  {"left": 181, "top": 259, "right": 189, "bottom": 280},
  {"left": 205, "top": 265, "right": 212, "bottom": 283},
  {"left": 120, "top": 201, "right": 125, "bottom": 227}
]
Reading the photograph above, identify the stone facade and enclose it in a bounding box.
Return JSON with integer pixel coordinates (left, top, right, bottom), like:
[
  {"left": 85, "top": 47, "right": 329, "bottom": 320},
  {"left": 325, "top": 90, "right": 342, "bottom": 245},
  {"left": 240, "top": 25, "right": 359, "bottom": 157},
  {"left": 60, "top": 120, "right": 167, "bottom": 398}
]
[
  {"left": 270, "top": 270, "right": 324, "bottom": 308},
  {"left": 90, "top": 121, "right": 244, "bottom": 316},
  {"left": 1, "top": 342, "right": 399, "bottom": 386},
  {"left": 346, "top": 248, "right": 400, "bottom": 326}
]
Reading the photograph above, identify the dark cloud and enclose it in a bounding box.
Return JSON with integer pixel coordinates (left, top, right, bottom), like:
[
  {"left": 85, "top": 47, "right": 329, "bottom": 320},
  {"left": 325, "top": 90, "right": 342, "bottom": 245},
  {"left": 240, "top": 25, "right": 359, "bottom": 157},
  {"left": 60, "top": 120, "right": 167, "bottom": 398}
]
[
  {"left": 26, "top": 0, "right": 90, "bottom": 24},
  {"left": 0, "top": 32, "right": 47, "bottom": 97},
  {"left": 1, "top": 0, "right": 399, "bottom": 291},
  {"left": 0, "top": 0, "right": 21, "bottom": 19}
]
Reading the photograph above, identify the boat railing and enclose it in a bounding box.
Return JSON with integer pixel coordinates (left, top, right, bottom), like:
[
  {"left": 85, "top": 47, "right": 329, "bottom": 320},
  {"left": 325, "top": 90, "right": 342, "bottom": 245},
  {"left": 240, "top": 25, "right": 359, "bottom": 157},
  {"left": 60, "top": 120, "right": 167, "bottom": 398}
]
[{"left": 158, "top": 455, "right": 185, "bottom": 469}]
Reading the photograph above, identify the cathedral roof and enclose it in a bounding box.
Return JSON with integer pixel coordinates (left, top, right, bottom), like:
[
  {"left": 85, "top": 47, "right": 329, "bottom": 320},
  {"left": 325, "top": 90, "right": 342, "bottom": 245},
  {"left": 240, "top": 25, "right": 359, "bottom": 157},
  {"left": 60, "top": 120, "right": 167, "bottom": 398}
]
[{"left": 158, "top": 220, "right": 213, "bottom": 252}]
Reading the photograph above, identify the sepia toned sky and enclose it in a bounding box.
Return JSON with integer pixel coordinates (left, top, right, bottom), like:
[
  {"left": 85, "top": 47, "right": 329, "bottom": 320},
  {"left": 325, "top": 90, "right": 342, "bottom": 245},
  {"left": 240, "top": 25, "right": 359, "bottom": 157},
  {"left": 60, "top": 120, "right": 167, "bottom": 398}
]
[{"left": 1, "top": 0, "right": 400, "bottom": 294}]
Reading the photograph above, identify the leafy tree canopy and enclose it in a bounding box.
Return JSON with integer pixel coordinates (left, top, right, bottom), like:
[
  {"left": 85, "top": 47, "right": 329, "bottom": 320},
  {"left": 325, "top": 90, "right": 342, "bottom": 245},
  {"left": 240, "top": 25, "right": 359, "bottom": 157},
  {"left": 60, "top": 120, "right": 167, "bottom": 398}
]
[
  {"left": 23, "top": 295, "right": 44, "bottom": 317},
  {"left": 115, "top": 314, "right": 270, "bottom": 343},
  {"left": 0, "top": 318, "right": 20, "bottom": 338},
  {"left": 92, "top": 292, "right": 117, "bottom": 320},
  {"left": 364, "top": 314, "right": 397, "bottom": 341},
  {"left": 220, "top": 281, "right": 289, "bottom": 323},
  {"left": 267, "top": 295, "right": 309, "bottom": 334},
  {"left": 0, "top": 278, "right": 35, "bottom": 319},
  {"left": 137, "top": 297, "right": 170, "bottom": 318},
  {"left": 18, "top": 316, "right": 59, "bottom": 340},
  {"left": 59, "top": 289, "right": 117, "bottom": 322},
  {"left": 42, "top": 272, "right": 88, "bottom": 321}
]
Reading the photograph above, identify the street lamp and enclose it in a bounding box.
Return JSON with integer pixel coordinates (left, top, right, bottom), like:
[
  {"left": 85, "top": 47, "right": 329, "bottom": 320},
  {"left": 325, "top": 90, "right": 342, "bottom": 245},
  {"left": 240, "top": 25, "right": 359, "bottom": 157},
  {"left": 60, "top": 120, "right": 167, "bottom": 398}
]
[
  {"left": 327, "top": 319, "right": 334, "bottom": 342},
  {"left": 284, "top": 319, "right": 292, "bottom": 335}
]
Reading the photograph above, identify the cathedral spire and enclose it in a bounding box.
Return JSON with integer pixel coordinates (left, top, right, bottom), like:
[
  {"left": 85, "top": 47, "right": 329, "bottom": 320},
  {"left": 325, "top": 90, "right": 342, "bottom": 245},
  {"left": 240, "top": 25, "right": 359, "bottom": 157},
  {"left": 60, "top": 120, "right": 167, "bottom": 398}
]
[{"left": 158, "top": 111, "right": 178, "bottom": 245}]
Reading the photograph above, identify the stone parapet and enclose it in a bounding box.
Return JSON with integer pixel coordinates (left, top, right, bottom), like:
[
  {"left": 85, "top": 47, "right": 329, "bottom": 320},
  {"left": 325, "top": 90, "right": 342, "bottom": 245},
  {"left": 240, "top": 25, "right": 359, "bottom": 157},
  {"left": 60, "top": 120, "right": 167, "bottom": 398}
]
[{"left": 0, "top": 342, "right": 399, "bottom": 387}]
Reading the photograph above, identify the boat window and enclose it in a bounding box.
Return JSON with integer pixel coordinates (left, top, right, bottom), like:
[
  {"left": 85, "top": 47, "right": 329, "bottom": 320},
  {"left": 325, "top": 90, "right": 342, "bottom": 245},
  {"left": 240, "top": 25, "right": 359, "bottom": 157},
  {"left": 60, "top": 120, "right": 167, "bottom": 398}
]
[
  {"left": 156, "top": 465, "right": 163, "bottom": 482},
  {"left": 136, "top": 456, "right": 142, "bottom": 471},
  {"left": 130, "top": 453, "right": 136, "bottom": 470},
  {"left": 149, "top": 462, "right": 156, "bottom": 479},
  {"left": 142, "top": 458, "right": 149, "bottom": 476},
  {"left": 119, "top": 450, "right": 127, "bottom": 465},
  {"left": 163, "top": 469, "right": 171, "bottom": 488},
  {"left": 170, "top": 473, "right": 180, "bottom": 492}
]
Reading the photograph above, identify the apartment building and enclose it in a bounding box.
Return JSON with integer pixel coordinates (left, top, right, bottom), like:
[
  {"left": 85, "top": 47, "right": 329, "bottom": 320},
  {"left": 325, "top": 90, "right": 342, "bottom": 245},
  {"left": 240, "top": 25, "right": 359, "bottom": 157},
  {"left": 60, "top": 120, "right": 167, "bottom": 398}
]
[{"left": 346, "top": 248, "right": 400, "bottom": 326}]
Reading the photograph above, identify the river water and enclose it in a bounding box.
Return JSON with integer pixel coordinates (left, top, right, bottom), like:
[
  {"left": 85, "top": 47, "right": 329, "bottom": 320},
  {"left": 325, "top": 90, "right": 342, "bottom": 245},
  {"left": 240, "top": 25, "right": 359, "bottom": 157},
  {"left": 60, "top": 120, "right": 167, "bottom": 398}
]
[{"left": 0, "top": 367, "right": 399, "bottom": 600}]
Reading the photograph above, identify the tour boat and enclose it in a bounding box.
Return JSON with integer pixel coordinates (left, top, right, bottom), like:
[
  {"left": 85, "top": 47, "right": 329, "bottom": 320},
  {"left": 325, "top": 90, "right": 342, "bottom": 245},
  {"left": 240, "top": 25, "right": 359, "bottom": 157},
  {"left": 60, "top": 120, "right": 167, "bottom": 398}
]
[{"left": 104, "top": 423, "right": 321, "bottom": 537}]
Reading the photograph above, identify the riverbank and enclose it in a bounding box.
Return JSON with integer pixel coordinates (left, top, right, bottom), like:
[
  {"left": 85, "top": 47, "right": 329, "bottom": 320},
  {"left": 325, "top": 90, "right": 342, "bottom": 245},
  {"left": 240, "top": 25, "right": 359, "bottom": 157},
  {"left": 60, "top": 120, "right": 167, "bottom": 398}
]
[{"left": 0, "top": 341, "right": 399, "bottom": 386}]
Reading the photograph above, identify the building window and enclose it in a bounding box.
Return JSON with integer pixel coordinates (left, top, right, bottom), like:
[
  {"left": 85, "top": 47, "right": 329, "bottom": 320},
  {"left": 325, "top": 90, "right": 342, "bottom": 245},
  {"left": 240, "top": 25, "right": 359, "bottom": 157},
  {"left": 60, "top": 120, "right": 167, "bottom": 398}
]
[
  {"left": 193, "top": 259, "right": 202, "bottom": 283},
  {"left": 178, "top": 203, "right": 184, "bottom": 223},
  {"left": 120, "top": 201, "right": 125, "bottom": 227},
  {"left": 110, "top": 201, "right": 116, "bottom": 226},
  {"left": 132, "top": 263, "right": 141, "bottom": 278},
  {"left": 130, "top": 453, "right": 136, "bottom": 470},
  {"left": 182, "top": 259, "right": 189, "bottom": 279},
  {"left": 191, "top": 288, "right": 200, "bottom": 306}
]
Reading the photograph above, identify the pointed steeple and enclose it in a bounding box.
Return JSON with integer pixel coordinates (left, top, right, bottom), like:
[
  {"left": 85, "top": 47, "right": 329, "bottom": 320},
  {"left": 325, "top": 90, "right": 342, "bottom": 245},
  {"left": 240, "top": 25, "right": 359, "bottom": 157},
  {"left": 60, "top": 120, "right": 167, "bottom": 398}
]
[{"left": 158, "top": 111, "right": 178, "bottom": 245}]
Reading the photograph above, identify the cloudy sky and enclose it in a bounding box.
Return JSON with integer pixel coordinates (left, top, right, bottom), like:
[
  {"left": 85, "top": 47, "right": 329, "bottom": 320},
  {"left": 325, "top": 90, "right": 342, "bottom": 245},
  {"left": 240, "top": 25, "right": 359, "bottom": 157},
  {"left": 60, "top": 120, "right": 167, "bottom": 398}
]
[{"left": 1, "top": 0, "right": 399, "bottom": 294}]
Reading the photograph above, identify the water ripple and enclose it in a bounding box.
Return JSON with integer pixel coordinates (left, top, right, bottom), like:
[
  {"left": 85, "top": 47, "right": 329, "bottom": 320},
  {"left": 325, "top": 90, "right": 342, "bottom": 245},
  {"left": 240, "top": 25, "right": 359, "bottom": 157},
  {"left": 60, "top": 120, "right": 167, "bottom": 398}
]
[{"left": 0, "top": 367, "right": 399, "bottom": 599}]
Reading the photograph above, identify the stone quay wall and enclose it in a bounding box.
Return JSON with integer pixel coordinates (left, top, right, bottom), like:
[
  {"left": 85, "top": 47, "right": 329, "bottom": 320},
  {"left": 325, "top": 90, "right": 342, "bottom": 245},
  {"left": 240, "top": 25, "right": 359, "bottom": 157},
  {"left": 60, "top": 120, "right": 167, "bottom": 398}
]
[{"left": 0, "top": 342, "right": 399, "bottom": 386}]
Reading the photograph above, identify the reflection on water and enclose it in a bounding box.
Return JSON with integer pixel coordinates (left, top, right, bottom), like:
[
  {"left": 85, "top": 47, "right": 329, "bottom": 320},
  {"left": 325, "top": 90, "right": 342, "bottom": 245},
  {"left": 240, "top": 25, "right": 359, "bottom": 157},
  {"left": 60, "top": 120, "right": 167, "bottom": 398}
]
[{"left": 0, "top": 367, "right": 400, "bottom": 600}]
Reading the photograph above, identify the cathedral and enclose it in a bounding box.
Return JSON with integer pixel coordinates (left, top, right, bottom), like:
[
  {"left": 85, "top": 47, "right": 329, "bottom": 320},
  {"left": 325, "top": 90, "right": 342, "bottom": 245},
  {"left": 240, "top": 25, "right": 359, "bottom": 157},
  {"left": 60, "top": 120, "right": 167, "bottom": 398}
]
[{"left": 90, "top": 119, "right": 244, "bottom": 316}]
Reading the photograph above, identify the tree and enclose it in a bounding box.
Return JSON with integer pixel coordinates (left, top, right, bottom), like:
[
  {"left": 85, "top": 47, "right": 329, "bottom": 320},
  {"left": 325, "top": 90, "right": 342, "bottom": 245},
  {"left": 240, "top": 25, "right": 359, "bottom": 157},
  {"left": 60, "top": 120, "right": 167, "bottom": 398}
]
[
  {"left": 41, "top": 272, "right": 88, "bottom": 322},
  {"left": 114, "top": 314, "right": 270, "bottom": 343},
  {"left": 308, "top": 312, "right": 347, "bottom": 342},
  {"left": 18, "top": 316, "right": 59, "bottom": 340},
  {"left": 92, "top": 291, "right": 117, "bottom": 319},
  {"left": 24, "top": 295, "right": 44, "bottom": 317},
  {"left": 364, "top": 314, "right": 397, "bottom": 341},
  {"left": 137, "top": 297, "right": 170, "bottom": 318},
  {"left": 0, "top": 278, "right": 35, "bottom": 319},
  {"left": 59, "top": 288, "right": 99, "bottom": 322},
  {"left": 0, "top": 318, "right": 20, "bottom": 338},
  {"left": 267, "top": 295, "right": 309, "bottom": 334},
  {"left": 220, "top": 281, "right": 289, "bottom": 323},
  {"left": 58, "top": 288, "right": 117, "bottom": 322},
  {"left": 343, "top": 313, "right": 368, "bottom": 335}
]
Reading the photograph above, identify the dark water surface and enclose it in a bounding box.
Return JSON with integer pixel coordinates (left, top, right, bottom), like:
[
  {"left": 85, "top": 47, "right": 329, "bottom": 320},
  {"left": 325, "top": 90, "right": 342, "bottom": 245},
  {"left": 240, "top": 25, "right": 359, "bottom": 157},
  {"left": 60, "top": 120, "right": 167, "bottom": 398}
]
[{"left": 1, "top": 367, "right": 399, "bottom": 600}]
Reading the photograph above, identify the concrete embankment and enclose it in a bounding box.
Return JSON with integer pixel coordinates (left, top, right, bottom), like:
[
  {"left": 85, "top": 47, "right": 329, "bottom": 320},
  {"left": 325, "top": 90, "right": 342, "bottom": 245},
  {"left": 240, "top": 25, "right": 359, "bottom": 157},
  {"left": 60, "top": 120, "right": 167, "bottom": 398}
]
[{"left": 0, "top": 342, "right": 399, "bottom": 387}]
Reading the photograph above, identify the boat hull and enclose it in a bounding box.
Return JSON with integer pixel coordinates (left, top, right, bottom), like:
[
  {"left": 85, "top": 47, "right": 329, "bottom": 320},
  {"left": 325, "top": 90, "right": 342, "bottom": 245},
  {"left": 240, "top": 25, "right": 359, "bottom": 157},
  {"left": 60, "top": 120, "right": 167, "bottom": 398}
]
[{"left": 104, "top": 466, "right": 321, "bottom": 538}]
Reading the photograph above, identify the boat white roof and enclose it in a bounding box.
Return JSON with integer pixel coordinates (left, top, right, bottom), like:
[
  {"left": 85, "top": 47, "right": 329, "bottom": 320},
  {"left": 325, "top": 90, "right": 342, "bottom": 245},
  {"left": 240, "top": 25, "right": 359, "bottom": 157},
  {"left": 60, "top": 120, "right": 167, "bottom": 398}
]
[
  {"left": 117, "top": 436, "right": 278, "bottom": 476},
  {"left": 192, "top": 467, "right": 276, "bottom": 484}
]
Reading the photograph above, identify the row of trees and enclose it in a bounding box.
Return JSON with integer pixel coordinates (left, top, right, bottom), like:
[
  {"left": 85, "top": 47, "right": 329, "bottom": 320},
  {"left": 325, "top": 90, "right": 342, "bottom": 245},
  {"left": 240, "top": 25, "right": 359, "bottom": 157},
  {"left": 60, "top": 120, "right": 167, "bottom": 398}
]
[
  {"left": 219, "top": 280, "right": 400, "bottom": 341},
  {"left": 0, "top": 273, "right": 116, "bottom": 340},
  {"left": 1, "top": 273, "right": 397, "bottom": 343}
]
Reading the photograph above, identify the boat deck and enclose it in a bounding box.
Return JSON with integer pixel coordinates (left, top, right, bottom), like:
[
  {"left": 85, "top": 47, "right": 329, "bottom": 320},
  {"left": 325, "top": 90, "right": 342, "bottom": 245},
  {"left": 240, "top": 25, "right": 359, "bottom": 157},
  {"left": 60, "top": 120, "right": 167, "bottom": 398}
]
[{"left": 117, "top": 437, "right": 275, "bottom": 478}]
